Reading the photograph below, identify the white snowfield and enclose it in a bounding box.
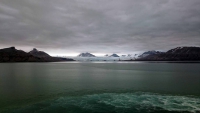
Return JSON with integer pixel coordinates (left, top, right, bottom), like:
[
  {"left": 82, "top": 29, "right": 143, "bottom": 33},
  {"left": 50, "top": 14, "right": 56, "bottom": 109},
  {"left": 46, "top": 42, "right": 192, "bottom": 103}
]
[{"left": 73, "top": 55, "right": 139, "bottom": 61}]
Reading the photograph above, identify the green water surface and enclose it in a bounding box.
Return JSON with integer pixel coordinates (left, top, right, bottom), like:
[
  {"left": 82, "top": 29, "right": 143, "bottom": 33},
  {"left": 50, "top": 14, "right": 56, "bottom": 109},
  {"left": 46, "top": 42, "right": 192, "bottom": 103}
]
[{"left": 0, "top": 62, "right": 200, "bottom": 113}]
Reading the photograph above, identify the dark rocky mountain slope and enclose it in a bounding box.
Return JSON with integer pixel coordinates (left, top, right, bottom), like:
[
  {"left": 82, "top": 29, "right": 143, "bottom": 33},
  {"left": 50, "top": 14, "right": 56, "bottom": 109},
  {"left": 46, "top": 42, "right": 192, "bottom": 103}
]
[
  {"left": 29, "top": 48, "right": 74, "bottom": 62},
  {"left": 29, "top": 48, "right": 51, "bottom": 58},
  {"left": 0, "top": 47, "right": 74, "bottom": 62},
  {"left": 138, "top": 47, "right": 200, "bottom": 61},
  {"left": 0, "top": 47, "right": 44, "bottom": 62}
]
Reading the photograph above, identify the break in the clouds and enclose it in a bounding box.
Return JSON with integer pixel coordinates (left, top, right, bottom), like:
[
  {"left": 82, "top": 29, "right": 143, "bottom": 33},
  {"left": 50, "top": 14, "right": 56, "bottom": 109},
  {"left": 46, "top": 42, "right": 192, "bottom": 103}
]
[{"left": 0, "top": 0, "right": 200, "bottom": 55}]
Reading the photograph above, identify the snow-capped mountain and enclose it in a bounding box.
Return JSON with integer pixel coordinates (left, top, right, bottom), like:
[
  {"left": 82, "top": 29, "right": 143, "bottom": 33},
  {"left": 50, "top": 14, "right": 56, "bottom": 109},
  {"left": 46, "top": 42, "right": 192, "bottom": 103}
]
[
  {"left": 109, "top": 54, "right": 119, "bottom": 57},
  {"left": 77, "top": 52, "right": 96, "bottom": 57},
  {"left": 104, "top": 54, "right": 120, "bottom": 57},
  {"left": 119, "top": 54, "right": 141, "bottom": 60},
  {"left": 139, "top": 51, "right": 163, "bottom": 58}
]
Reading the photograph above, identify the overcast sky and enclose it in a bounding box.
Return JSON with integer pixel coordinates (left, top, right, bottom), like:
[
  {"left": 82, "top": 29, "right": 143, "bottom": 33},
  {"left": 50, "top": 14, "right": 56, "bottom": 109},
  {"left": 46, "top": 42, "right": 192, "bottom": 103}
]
[{"left": 0, "top": 0, "right": 200, "bottom": 56}]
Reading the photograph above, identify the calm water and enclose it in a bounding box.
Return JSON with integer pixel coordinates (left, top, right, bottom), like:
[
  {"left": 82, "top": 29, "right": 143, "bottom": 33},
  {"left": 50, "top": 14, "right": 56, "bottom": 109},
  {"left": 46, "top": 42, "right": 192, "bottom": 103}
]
[{"left": 0, "top": 62, "right": 200, "bottom": 113}]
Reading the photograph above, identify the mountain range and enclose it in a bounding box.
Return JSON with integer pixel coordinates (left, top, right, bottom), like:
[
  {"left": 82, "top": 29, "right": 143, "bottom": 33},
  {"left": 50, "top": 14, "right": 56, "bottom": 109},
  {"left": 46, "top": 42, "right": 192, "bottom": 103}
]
[
  {"left": 0, "top": 46, "right": 200, "bottom": 62},
  {"left": 0, "top": 47, "right": 74, "bottom": 62},
  {"left": 137, "top": 47, "right": 200, "bottom": 61}
]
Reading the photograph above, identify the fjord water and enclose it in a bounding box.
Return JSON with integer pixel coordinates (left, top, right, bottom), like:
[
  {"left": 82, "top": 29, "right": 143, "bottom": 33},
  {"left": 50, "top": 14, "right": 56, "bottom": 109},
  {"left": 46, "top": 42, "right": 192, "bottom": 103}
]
[{"left": 0, "top": 62, "right": 200, "bottom": 113}]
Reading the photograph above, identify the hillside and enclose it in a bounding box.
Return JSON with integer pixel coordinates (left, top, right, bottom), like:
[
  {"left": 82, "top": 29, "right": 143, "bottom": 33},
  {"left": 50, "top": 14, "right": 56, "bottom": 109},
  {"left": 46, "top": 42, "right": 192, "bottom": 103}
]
[
  {"left": 137, "top": 47, "right": 200, "bottom": 61},
  {"left": 0, "top": 47, "right": 74, "bottom": 62}
]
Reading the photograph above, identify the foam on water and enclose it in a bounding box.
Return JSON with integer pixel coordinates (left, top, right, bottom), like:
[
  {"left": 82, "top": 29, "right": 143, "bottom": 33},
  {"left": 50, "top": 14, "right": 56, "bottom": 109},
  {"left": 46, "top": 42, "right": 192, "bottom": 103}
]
[{"left": 3, "top": 92, "right": 200, "bottom": 113}]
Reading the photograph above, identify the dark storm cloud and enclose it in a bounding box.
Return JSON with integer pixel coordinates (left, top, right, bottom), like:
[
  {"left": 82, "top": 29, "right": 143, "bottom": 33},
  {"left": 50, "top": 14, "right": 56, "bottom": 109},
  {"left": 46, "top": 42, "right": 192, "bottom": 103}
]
[{"left": 0, "top": 0, "right": 200, "bottom": 55}]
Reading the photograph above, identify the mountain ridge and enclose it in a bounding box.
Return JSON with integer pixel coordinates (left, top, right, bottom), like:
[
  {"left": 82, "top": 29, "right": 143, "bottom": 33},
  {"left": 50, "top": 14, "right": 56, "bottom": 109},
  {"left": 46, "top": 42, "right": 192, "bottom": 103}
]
[
  {"left": 137, "top": 46, "right": 200, "bottom": 61},
  {"left": 29, "top": 48, "right": 51, "bottom": 58},
  {"left": 109, "top": 54, "right": 119, "bottom": 57},
  {"left": 78, "top": 52, "right": 96, "bottom": 57},
  {"left": 1, "top": 46, "right": 200, "bottom": 62},
  {"left": 0, "top": 47, "right": 74, "bottom": 62}
]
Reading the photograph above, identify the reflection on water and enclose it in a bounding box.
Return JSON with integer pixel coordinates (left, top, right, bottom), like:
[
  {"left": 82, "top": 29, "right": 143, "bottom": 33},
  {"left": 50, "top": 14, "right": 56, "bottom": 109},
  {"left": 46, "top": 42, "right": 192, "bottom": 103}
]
[{"left": 0, "top": 62, "right": 200, "bottom": 112}]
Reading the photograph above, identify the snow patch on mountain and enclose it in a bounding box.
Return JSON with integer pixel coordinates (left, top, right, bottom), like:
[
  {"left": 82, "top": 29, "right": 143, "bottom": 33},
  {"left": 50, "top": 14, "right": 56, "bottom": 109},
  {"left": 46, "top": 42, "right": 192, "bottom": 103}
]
[{"left": 77, "top": 52, "right": 95, "bottom": 57}]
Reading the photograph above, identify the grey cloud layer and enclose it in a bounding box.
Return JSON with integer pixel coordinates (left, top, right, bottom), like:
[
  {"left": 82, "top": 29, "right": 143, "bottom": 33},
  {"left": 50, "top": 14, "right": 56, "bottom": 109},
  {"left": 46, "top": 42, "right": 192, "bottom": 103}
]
[{"left": 0, "top": 0, "right": 200, "bottom": 54}]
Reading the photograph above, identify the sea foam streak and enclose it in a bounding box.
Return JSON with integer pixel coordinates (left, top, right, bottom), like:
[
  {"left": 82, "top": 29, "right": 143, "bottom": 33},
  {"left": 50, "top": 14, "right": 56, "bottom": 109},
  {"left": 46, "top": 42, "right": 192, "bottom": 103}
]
[{"left": 4, "top": 92, "right": 200, "bottom": 113}]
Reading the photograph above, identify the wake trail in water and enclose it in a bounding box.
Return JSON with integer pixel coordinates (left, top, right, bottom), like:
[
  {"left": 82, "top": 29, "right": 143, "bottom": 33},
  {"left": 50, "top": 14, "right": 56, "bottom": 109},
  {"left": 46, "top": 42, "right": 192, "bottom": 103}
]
[{"left": 3, "top": 92, "right": 200, "bottom": 113}]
